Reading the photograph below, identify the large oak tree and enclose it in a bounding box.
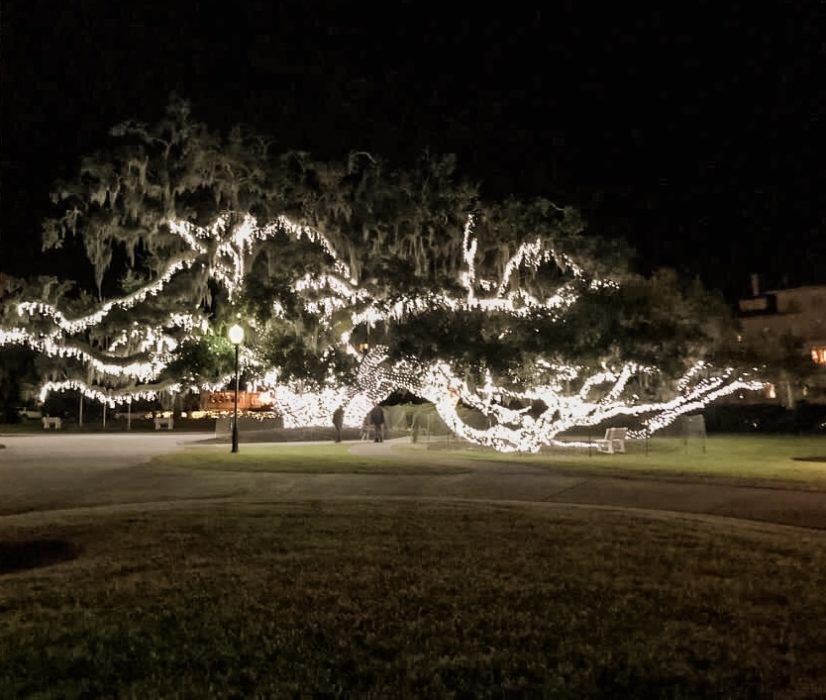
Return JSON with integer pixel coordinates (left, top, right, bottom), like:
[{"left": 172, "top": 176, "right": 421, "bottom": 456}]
[{"left": 0, "top": 100, "right": 760, "bottom": 450}]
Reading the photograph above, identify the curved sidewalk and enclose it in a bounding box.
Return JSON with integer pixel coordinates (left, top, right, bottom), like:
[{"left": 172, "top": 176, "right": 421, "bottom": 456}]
[
  {"left": 3, "top": 434, "right": 826, "bottom": 530},
  {"left": 346, "top": 439, "right": 826, "bottom": 531}
]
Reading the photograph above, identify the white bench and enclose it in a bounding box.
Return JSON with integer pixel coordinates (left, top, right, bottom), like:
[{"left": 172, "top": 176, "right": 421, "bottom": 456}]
[
  {"left": 42, "top": 417, "right": 62, "bottom": 430},
  {"left": 154, "top": 417, "right": 174, "bottom": 430},
  {"left": 596, "top": 427, "right": 627, "bottom": 454}
]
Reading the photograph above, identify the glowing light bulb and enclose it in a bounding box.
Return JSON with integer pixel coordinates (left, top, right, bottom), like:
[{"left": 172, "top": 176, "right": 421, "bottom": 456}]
[{"left": 228, "top": 324, "right": 244, "bottom": 345}]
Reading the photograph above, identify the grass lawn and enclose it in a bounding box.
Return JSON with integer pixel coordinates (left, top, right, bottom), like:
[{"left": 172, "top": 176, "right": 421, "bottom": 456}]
[
  {"left": 154, "top": 435, "right": 826, "bottom": 486},
  {"left": 448, "top": 434, "right": 826, "bottom": 485},
  {"left": 154, "top": 443, "right": 470, "bottom": 475},
  {"left": 0, "top": 422, "right": 43, "bottom": 434},
  {"left": 2, "top": 499, "right": 826, "bottom": 696}
]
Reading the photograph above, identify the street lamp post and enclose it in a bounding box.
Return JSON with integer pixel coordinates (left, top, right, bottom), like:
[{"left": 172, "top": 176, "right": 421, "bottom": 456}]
[{"left": 228, "top": 323, "right": 244, "bottom": 453}]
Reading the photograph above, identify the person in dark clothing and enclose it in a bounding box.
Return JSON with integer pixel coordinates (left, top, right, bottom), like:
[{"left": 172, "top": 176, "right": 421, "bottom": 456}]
[
  {"left": 369, "top": 404, "right": 385, "bottom": 442},
  {"left": 332, "top": 406, "right": 344, "bottom": 443}
]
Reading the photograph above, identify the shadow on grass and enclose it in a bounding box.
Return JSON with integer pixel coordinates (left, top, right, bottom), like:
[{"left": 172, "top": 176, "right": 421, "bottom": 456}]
[{"left": 0, "top": 539, "right": 80, "bottom": 575}]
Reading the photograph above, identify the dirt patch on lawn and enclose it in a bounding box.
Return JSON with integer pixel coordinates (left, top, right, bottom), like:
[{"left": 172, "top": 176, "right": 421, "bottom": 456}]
[{"left": 0, "top": 539, "right": 79, "bottom": 575}]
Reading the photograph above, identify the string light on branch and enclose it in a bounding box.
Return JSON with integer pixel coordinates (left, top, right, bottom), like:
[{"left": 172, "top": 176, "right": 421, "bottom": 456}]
[{"left": 1, "top": 207, "right": 765, "bottom": 451}]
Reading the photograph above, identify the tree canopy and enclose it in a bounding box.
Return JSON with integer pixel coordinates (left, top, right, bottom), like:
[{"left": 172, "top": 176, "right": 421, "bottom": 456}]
[{"left": 0, "top": 99, "right": 762, "bottom": 451}]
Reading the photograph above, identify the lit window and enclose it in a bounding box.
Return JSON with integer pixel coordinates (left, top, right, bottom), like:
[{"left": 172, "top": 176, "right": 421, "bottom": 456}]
[
  {"left": 765, "top": 383, "right": 777, "bottom": 399},
  {"left": 812, "top": 347, "right": 826, "bottom": 365}
]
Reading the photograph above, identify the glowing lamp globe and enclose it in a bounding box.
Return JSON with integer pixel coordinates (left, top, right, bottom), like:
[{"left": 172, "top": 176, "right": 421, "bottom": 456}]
[{"left": 228, "top": 324, "right": 244, "bottom": 345}]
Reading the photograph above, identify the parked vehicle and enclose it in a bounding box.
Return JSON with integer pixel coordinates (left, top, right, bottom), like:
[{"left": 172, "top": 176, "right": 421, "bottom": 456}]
[{"left": 17, "top": 407, "right": 43, "bottom": 420}]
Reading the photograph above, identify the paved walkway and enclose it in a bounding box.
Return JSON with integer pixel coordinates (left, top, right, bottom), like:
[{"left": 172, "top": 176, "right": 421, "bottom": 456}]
[
  {"left": 353, "top": 440, "right": 826, "bottom": 530},
  {"left": 3, "top": 433, "right": 826, "bottom": 530},
  {"left": 0, "top": 432, "right": 213, "bottom": 514}
]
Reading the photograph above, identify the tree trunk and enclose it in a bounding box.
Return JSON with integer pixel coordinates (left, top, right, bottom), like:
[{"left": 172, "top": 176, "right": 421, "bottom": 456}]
[{"left": 784, "top": 381, "right": 795, "bottom": 410}]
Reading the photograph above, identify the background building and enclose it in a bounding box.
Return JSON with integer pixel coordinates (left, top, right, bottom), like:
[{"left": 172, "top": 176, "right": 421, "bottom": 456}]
[{"left": 738, "top": 280, "right": 826, "bottom": 405}]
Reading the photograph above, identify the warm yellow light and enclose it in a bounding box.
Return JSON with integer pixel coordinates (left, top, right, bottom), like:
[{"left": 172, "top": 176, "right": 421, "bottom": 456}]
[{"left": 228, "top": 324, "right": 244, "bottom": 345}]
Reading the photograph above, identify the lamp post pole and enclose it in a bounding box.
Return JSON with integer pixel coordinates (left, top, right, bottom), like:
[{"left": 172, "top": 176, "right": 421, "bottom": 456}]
[
  {"left": 232, "top": 342, "right": 239, "bottom": 453},
  {"left": 228, "top": 324, "right": 244, "bottom": 454}
]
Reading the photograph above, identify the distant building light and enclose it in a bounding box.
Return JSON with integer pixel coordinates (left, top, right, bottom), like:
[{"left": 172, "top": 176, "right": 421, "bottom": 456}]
[
  {"left": 812, "top": 347, "right": 826, "bottom": 365},
  {"left": 739, "top": 296, "right": 769, "bottom": 312},
  {"left": 765, "top": 383, "right": 777, "bottom": 399}
]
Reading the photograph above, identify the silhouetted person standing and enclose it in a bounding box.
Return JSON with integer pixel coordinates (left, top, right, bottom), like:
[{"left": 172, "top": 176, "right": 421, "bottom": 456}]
[
  {"left": 332, "top": 406, "right": 344, "bottom": 442},
  {"left": 369, "top": 404, "right": 385, "bottom": 442}
]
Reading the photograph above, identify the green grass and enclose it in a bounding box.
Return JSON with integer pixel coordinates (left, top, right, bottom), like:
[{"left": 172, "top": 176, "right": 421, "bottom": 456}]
[
  {"left": 447, "top": 434, "right": 826, "bottom": 485},
  {"left": 0, "top": 421, "right": 43, "bottom": 434},
  {"left": 154, "top": 443, "right": 470, "bottom": 474},
  {"left": 2, "top": 500, "right": 826, "bottom": 696},
  {"left": 157, "top": 435, "right": 826, "bottom": 485}
]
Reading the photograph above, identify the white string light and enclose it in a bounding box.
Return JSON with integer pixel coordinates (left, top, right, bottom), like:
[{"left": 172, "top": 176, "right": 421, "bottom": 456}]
[{"left": 1, "top": 210, "right": 764, "bottom": 450}]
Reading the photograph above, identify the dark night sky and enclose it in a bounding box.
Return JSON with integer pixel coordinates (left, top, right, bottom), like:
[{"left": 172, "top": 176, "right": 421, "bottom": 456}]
[{"left": 3, "top": 0, "right": 826, "bottom": 300}]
